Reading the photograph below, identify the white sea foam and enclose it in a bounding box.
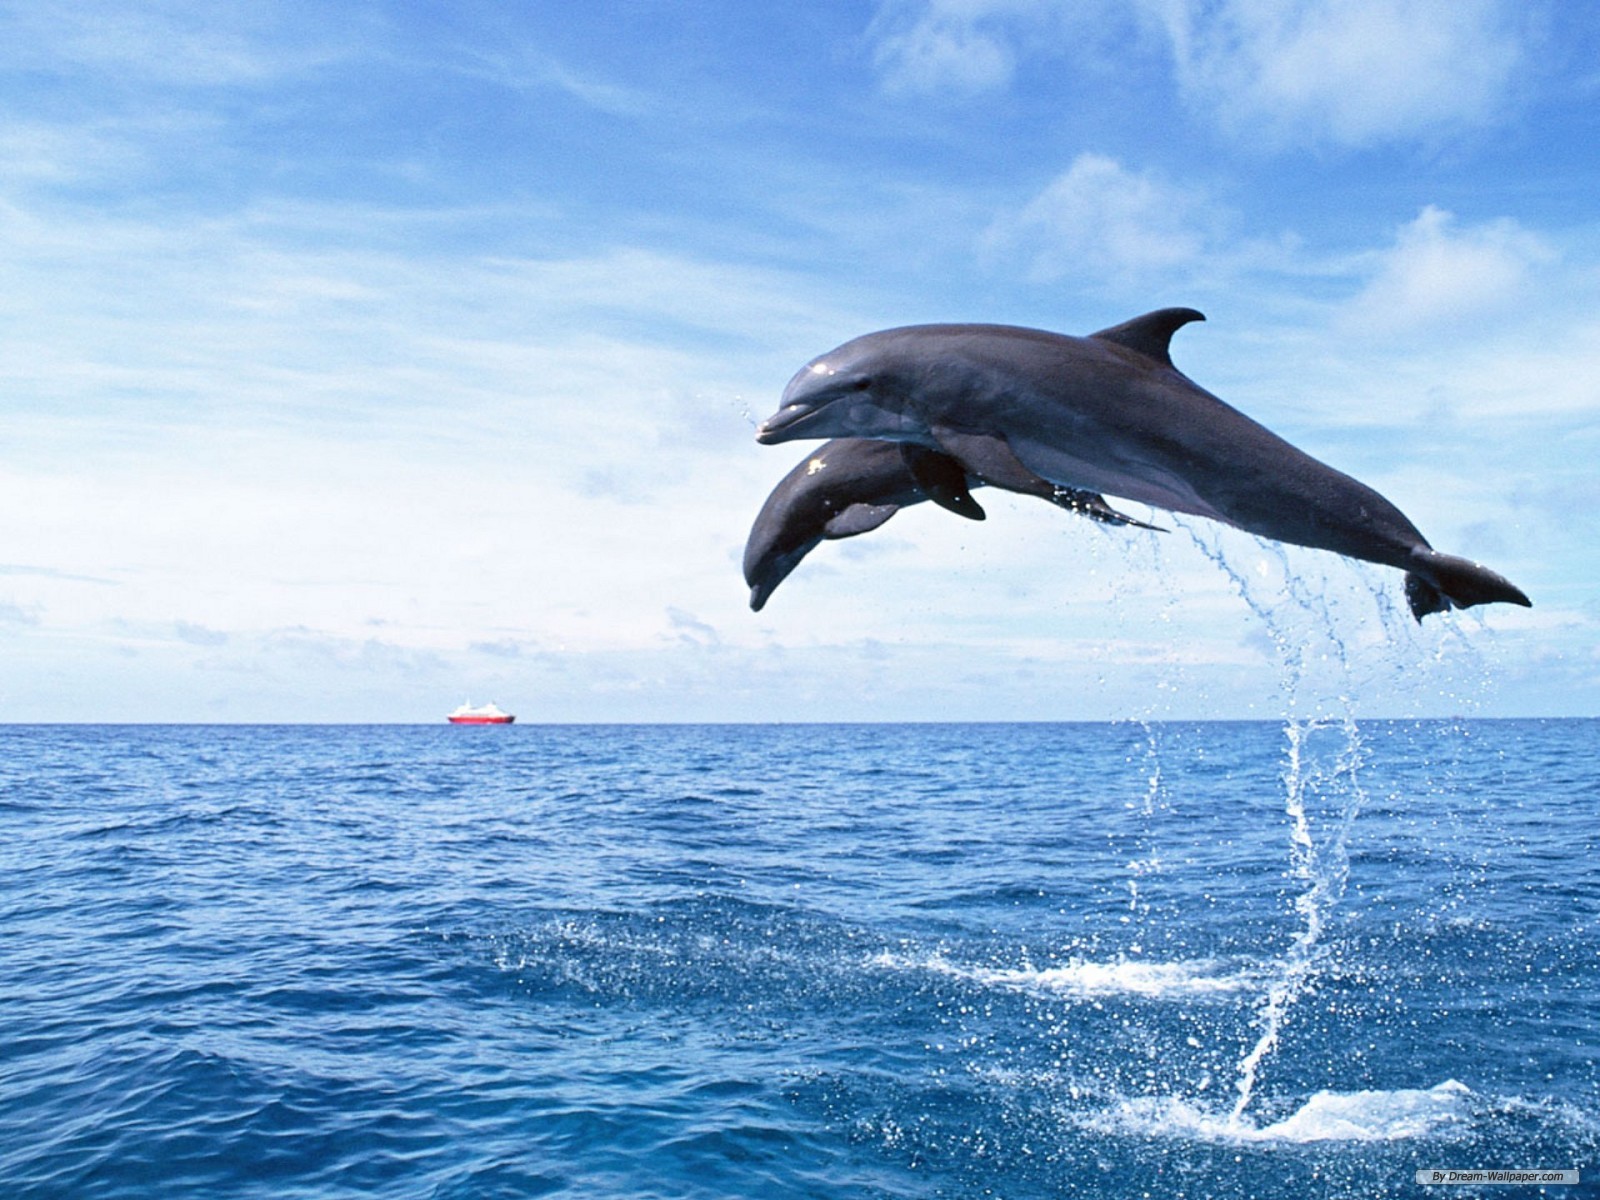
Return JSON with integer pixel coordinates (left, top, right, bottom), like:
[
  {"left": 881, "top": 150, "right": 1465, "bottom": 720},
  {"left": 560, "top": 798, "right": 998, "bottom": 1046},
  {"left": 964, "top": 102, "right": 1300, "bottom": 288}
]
[
  {"left": 1091, "top": 1080, "right": 1472, "bottom": 1145},
  {"left": 872, "top": 951, "right": 1260, "bottom": 999}
]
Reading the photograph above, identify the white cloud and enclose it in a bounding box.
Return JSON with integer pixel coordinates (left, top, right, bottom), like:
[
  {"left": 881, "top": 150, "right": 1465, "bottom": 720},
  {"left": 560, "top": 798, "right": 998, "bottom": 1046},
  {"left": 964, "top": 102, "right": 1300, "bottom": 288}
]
[
  {"left": 868, "top": 0, "right": 1029, "bottom": 95},
  {"left": 1442, "top": 323, "right": 1600, "bottom": 421},
  {"left": 1141, "top": 0, "right": 1527, "bottom": 147},
  {"left": 454, "top": 48, "right": 657, "bottom": 118},
  {"left": 0, "top": 122, "right": 154, "bottom": 186},
  {"left": 986, "top": 153, "right": 1212, "bottom": 283},
  {"left": 1341, "top": 206, "right": 1554, "bottom": 334},
  {"left": 0, "top": 2, "right": 355, "bottom": 87},
  {"left": 0, "top": 188, "right": 859, "bottom": 452},
  {"left": 0, "top": 177, "right": 899, "bottom": 721},
  {"left": 0, "top": 600, "right": 42, "bottom": 627},
  {"left": 0, "top": 4, "right": 1585, "bottom": 721},
  {"left": 868, "top": 0, "right": 1529, "bottom": 146}
]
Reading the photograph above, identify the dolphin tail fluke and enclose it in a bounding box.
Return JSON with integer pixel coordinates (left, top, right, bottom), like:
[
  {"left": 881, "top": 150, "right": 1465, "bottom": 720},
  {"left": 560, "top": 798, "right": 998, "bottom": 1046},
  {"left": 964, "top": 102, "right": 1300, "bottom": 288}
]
[{"left": 1404, "top": 550, "right": 1531, "bottom": 622}]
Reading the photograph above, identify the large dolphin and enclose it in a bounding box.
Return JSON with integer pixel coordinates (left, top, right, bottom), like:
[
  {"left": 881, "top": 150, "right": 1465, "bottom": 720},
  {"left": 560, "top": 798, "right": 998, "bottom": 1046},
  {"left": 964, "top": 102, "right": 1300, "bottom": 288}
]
[
  {"left": 755, "top": 308, "right": 1530, "bottom": 621},
  {"left": 744, "top": 438, "right": 1158, "bottom": 611}
]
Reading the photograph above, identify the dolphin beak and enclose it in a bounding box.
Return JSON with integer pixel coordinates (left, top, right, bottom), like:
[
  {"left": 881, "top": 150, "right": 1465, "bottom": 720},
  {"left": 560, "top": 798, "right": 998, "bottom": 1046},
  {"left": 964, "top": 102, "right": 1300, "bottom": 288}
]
[{"left": 755, "top": 403, "right": 814, "bottom": 444}]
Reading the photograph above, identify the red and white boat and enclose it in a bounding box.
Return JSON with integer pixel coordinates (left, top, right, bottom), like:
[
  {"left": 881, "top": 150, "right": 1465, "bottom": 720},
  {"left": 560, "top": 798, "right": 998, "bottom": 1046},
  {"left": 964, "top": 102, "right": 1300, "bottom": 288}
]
[{"left": 446, "top": 701, "right": 516, "bottom": 725}]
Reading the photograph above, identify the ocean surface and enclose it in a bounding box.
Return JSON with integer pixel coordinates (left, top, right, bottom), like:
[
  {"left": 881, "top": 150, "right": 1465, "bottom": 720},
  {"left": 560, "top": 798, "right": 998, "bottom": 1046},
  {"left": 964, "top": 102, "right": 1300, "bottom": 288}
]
[{"left": 2, "top": 719, "right": 1596, "bottom": 1199}]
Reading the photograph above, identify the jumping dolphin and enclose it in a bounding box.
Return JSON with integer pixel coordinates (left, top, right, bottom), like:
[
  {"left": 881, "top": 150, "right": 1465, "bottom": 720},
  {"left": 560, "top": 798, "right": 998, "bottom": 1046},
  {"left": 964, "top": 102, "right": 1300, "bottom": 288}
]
[
  {"left": 755, "top": 309, "right": 1530, "bottom": 621},
  {"left": 744, "top": 438, "right": 1158, "bottom": 611}
]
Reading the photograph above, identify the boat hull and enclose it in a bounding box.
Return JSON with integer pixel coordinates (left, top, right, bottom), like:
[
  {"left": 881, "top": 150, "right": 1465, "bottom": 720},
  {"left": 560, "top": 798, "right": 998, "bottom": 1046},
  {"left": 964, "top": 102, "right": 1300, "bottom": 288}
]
[{"left": 447, "top": 715, "right": 515, "bottom": 725}]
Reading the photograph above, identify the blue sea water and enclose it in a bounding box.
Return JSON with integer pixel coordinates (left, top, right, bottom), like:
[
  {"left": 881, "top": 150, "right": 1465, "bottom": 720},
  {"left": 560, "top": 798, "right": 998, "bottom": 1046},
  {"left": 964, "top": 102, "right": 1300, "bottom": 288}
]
[{"left": 2, "top": 719, "right": 1597, "bottom": 1199}]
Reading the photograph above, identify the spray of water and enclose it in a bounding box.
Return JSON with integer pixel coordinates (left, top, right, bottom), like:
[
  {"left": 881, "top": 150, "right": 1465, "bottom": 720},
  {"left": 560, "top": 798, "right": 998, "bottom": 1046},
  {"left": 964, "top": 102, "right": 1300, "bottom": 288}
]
[
  {"left": 1124, "top": 718, "right": 1165, "bottom": 917},
  {"left": 1174, "top": 521, "right": 1373, "bottom": 1126},
  {"left": 1227, "top": 714, "right": 1364, "bottom": 1125}
]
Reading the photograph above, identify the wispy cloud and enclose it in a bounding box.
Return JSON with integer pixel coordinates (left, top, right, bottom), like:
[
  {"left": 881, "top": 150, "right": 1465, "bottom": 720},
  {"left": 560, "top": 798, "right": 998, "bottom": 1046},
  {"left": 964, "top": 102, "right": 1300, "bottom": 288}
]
[
  {"left": 0, "top": 178, "right": 871, "bottom": 693},
  {"left": 174, "top": 621, "right": 230, "bottom": 647},
  {"left": 0, "top": 601, "right": 42, "bottom": 627},
  {"left": 0, "top": 121, "right": 157, "bottom": 186},
  {"left": 869, "top": 0, "right": 1532, "bottom": 148},
  {"left": 1339, "top": 206, "right": 1555, "bottom": 334},
  {"left": 868, "top": 0, "right": 1025, "bottom": 96},
  {"left": 1152, "top": 0, "right": 1530, "bottom": 148},
  {"left": 452, "top": 46, "right": 657, "bottom": 118},
  {"left": 0, "top": 182, "right": 857, "bottom": 445},
  {"left": 0, "top": 2, "right": 358, "bottom": 87},
  {"left": 0, "top": 564, "right": 118, "bottom": 585},
  {"left": 666, "top": 607, "right": 722, "bottom": 649},
  {"left": 0, "top": 1, "right": 1586, "bottom": 721},
  {"left": 984, "top": 153, "right": 1215, "bottom": 284}
]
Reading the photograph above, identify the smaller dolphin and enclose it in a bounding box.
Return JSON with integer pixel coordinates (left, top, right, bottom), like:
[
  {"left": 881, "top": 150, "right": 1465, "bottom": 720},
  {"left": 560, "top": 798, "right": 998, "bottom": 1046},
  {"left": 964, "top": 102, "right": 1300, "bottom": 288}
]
[
  {"left": 744, "top": 438, "right": 1156, "bottom": 611},
  {"left": 755, "top": 309, "right": 1530, "bottom": 621}
]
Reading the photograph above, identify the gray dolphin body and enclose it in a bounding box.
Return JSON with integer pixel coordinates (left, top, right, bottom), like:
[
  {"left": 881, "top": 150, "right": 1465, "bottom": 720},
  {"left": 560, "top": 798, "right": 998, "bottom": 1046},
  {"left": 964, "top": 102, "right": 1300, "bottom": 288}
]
[
  {"left": 755, "top": 309, "right": 1531, "bottom": 621},
  {"left": 744, "top": 438, "right": 1156, "bottom": 611}
]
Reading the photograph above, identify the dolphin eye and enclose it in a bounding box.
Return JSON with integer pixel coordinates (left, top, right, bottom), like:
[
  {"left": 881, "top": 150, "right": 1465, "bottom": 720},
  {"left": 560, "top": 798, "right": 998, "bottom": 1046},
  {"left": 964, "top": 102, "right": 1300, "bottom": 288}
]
[{"left": 845, "top": 376, "right": 872, "bottom": 392}]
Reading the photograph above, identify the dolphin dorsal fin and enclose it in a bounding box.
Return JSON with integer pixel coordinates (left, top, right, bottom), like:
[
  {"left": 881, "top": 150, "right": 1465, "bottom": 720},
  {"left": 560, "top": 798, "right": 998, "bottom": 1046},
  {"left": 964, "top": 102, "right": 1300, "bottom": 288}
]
[{"left": 1089, "top": 307, "right": 1205, "bottom": 368}]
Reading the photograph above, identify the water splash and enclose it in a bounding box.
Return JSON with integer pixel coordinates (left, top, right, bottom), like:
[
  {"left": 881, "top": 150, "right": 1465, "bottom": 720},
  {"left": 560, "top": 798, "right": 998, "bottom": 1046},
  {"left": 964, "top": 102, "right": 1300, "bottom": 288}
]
[
  {"left": 1110, "top": 527, "right": 1182, "bottom": 923},
  {"left": 1095, "top": 1080, "right": 1473, "bottom": 1145},
  {"left": 731, "top": 393, "right": 760, "bottom": 430},
  {"left": 1124, "top": 718, "right": 1166, "bottom": 917},
  {"left": 1173, "top": 521, "right": 1373, "bottom": 1125},
  {"left": 879, "top": 950, "right": 1263, "bottom": 1000},
  {"left": 1228, "top": 715, "right": 1364, "bottom": 1126}
]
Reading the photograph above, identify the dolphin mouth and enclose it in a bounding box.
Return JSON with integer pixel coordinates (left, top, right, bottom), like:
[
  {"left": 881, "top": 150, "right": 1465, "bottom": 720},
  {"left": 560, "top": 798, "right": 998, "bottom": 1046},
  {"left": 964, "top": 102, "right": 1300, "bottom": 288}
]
[{"left": 755, "top": 403, "right": 815, "bottom": 444}]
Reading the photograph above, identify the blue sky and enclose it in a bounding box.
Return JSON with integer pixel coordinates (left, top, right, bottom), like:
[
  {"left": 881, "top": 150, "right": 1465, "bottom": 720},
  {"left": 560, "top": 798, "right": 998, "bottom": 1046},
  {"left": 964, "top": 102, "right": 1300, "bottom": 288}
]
[{"left": 1, "top": 0, "right": 1596, "bottom": 723}]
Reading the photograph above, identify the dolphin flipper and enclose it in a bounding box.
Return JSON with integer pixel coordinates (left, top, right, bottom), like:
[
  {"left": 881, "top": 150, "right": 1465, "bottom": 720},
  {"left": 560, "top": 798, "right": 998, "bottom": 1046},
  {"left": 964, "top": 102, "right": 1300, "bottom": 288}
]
[
  {"left": 930, "top": 426, "right": 1162, "bottom": 532},
  {"left": 929, "top": 426, "right": 1058, "bottom": 497},
  {"left": 824, "top": 503, "right": 901, "bottom": 539},
  {"left": 1403, "top": 550, "right": 1532, "bottom": 622},
  {"left": 899, "top": 445, "right": 986, "bottom": 521}
]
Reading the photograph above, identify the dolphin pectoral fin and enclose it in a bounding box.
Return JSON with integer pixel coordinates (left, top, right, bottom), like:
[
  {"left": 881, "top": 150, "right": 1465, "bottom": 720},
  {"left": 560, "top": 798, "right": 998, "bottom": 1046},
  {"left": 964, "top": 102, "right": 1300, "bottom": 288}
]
[
  {"left": 1052, "top": 487, "right": 1166, "bottom": 532},
  {"left": 899, "top": 444, "right": 986, "bottom": 521},
  {"left": 927, "top": 426, "right": 1054, "bottom": 499},
  {"left": 1088, "top": 308, "right": 1205, "bottom": 368},
  {"left": 1404, "top": 550, "right": 1531, "bottom": 622},
  {"left": 930, "top": 425, "right": 1165, "bottom": 533},
  {"left": 823, "top": 503, "right": 901, "bottom": 539}
]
